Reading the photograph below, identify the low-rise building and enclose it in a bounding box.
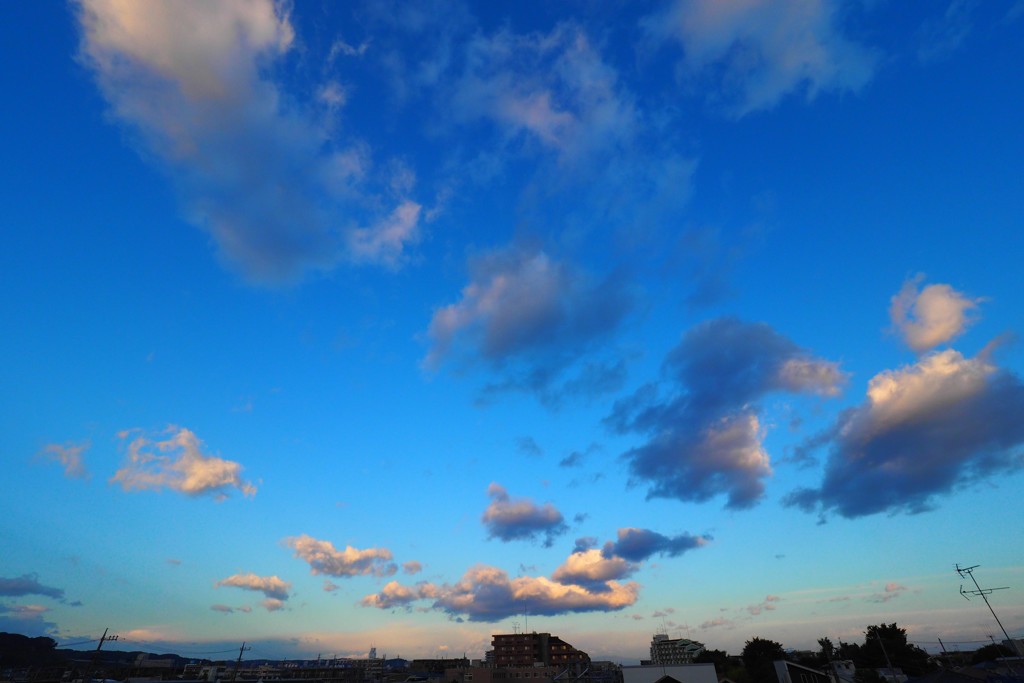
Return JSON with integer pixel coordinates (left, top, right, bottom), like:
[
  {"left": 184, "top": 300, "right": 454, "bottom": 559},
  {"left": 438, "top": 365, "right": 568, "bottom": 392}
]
[{"left": 491, "top": 634, "right": 589, "bottom": 670}]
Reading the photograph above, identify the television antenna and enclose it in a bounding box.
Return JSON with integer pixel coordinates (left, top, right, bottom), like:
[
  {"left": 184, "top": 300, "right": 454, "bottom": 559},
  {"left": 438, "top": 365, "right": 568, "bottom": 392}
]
[{"left": 956, "top": 563, "right": 1022, "bottom": 656}]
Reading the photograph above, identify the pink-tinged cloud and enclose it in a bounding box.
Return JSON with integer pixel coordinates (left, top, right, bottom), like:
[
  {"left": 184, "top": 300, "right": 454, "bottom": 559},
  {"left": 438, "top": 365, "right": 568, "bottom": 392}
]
[
  {"left": 215, "top": 573, "right": 291, "bottom": 601},
  {"left": 261, "top": 598, "right": 286, "bottom": 612},
  {"left": 362, "top": 564, "right": 639, "bottom": 622},
  {"left": 360, "top": 581, "right": 422, "bottom": 609},
  {"left": 890, "top": 277, "right": 981, "bottom": 352},
  {"left": 699, "top": 616, "right": 734, "bottom": 630},
  {"left": 285, "top": 534, "right": 397, "bottom": 578},
  {"left": 448, "top": 25, "right": 639, "bottom": 168},
  {"left": 746, "top": 595, "right": 779, "bottom": 616},
  {"left": 644, "top": 0, "right": 879, "bottom": 116},
  {"left": 402, "top": 561, "right": 423, "bottom": 576},
  {"left": 347, "top": 200, "right": 422, "bottom": 268},
  {"left": 481, "top": 483, "right": 567, "bottom": 547},
  {"left": 867, "top": 583, "right": 907, "bottom": 603},
  {"left": 38, "top": 441, "right": 90, "bottom": 480},
  {"left": 110, "top": 426, "right": 256, "bottom": 499}
]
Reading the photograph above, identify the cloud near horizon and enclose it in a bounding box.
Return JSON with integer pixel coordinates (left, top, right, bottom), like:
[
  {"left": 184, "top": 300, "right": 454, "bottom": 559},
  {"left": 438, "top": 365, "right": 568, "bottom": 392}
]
[
  {"left": 424, "top": 247, "right": 635, "bottom": 404},
  {"left": 481, "top": 483, "right": 568, "bottom": 547},
  {"left": 76, "top": 0, "right": 420, "bottom": 282},
  {"left": 285, "top": 534, "right": 398, "bottom": 578},
  {"left": 361, "top": 564, "right": 639, "bottom": 621},
  {"left": 786, "top": 345, "right": 1024, "bottom": 518},
  {"left": 643, "top": 0, "right": 879, "bottom": 116},
  {"left": 607, "top": 317, "right": 844, "bottom": 509},
  {"left": 110, "top": 426, "right": 256, "bottom": 499},
  {"left": 890, "top": 277, "right": 981, "bottom": 352}
]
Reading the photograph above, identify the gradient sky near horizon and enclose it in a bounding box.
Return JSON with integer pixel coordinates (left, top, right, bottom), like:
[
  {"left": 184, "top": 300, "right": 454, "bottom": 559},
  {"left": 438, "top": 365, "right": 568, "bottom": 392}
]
[{"left": 2, "top": 0, "right": 1024, "bottom": 664}]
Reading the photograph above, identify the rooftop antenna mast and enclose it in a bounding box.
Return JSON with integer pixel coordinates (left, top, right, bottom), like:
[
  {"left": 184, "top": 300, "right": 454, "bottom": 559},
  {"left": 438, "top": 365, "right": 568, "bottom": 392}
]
[{"left": 956, "top": 564, "right": 1022, "bottom": 656}]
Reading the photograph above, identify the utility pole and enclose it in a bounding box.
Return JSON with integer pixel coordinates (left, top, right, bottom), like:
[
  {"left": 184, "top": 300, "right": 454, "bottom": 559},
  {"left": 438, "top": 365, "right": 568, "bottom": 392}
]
[
  {"left": 231, "top": 642, "right": 251, "bottom": 681},
  {"left": 90, "top": 628, "right": 119, "bottom": 680},
  {"left": 956, "top": 564, "right": 1022, "bottom": 656}
]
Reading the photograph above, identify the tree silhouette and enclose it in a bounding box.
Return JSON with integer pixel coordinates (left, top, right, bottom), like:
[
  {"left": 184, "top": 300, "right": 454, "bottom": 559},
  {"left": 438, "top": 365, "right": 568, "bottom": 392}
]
[{"left": 743, "top": 637, "right": 786, "bottom": 683}]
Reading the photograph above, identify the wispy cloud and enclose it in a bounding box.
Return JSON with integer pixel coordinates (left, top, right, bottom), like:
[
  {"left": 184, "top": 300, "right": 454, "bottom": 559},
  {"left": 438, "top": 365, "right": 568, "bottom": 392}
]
[
  {"left": 787, "top": 344, "right": 1024, "bottom": 518},
  {"left": 110, "top": 426, "right": 256, "bottom": 499},
  {"left": 890, "top": 276, "right": 981, "bottom": 352},
  {"left": 76, "top": 0, "right": 420, "bottom": 282},
  {"left": 285, "top": 534, "right": 397, "bottom": 578},
  {"left": 643, "top": 0, "right": 879, "bottom": 116},
  {"left": 0, "top": 603, "right": 56, "bottom": 633},
  {"left": 38, "top": 441, "right": 90, "bottom": 480},
  {"left": 481, "top": 483, "right": 568, "bottom": 547},
  {"left": 867, "top": 583, "right": 907, "bottom": 603},
  {"left": 445, "top": 24, "right": 640, "bottom": 171},
  {"left": 917, "top": 0, "right": 978, "bottom": 63},
  {"left": 607, "top": 317, "right": 844, "bottom": 509}
]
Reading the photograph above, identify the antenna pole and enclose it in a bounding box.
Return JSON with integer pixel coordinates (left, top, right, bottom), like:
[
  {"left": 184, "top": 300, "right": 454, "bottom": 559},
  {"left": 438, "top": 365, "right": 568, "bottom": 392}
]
[{"left": 956, "top": 564, "right": 1021, "bottom": 656}]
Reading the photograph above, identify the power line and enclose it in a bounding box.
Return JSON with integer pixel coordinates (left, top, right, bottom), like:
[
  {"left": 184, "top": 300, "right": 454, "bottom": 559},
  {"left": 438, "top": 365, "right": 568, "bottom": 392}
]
[{"left": 56, "top": 638, "right": 100, "bottom": 648}]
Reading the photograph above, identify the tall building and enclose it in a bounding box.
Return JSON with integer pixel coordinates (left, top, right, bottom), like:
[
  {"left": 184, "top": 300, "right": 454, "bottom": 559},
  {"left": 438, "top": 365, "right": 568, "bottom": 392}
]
[
  {"left": 648, "top": 634, "right": 704, "bottom": 665},
  {"left": 491, "top": 633, "right": 590, "bottom": 669}
]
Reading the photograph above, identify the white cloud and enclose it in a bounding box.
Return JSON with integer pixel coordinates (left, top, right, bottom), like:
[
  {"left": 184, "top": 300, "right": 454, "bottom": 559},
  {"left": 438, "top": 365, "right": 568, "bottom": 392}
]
[
  {"left": 551, "top": 549, "right": 636, "bottom": 585},
  {"left": 285, "top": 534, "right": 397, "bottom": 578},
  {"left": 448, "top": 24, "right": 638, "bottom": 168},
  {"left": 645, "top": 0, "right": 878, "bottom": 116},
  {"left": 788, "top": 346, "right": 1024, "bottom": 517},
  {"left": 890, "top": 277, "right": 981, "bottom": 352},
  {"left": 110, "top": 426, "right": 256, "bottom": 499},
  {"left": 38, "top": 441, "right": 90, "bottom": 480},
  {"left": 215, "top": 573, "right": 291, "bottom": 601}
]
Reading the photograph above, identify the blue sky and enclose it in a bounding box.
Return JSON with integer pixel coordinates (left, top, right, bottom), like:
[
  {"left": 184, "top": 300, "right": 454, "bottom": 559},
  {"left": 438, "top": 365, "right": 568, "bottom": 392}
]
[{"left": 2, "top": 0, "right": 1023, "bottom": 663}]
